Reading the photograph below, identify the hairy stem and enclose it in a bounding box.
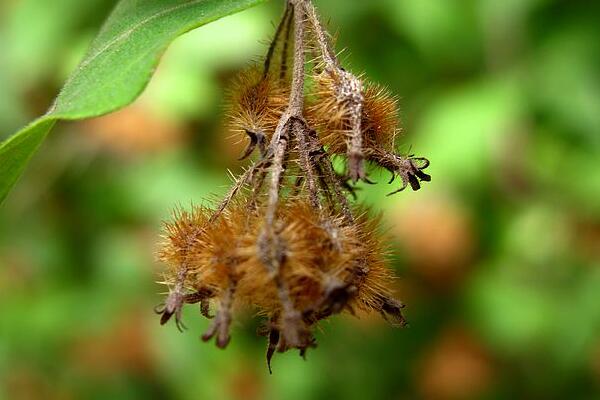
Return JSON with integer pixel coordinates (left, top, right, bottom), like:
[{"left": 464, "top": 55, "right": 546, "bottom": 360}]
[
  {"left": 279, "top": 6, "right": 294, "bottom": 81},
  {"left": 209, "top": 162, "right": 263, "bottom": 223},
  {"left": 318, "top": 157, "right": 353, "bottom": 222},
  {"left": 265, "top": 0, "right": 307, "bottom": 227},
  {"left": 294, "top": 122, "right": 321, "bottom": 209},
  {"left": 258, "top": 0, "right": 311, "bottom": 349},
  {"left": 287, "top": 2, "right": 307, "bottom": 116},
  {"left": 303, "top": 1, "right": 365, "bottom": 181},
  {"left": 264, "top": 3, "right": 292, "bottom": 78},
  {"left": 303, "top": 0, "right": 339, "bottom": 71}
]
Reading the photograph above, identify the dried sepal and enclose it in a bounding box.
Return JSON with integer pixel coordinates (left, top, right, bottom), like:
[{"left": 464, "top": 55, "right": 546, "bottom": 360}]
[
  {"left": 154, "top": 287, "right": 216, "bottom": 331},
  {"left": 366, "top": 147, "right": 431, "bottom": 193},
  {"left": 379, "top": 296, "right": 407, "bottom": 327},
  {"left": 201, "top": 285, "right": 235, "bottom": 348},
  {"left": 265, "top": 323, "right": 280, "bottom": 374},
  {"left": 154, "top": 290, "right": 186, "bottom": 331}
]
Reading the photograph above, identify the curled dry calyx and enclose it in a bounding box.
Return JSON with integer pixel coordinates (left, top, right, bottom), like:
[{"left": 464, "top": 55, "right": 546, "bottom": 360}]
[{"left": 155, "top": 0, "right": 430, "bottom": 372}]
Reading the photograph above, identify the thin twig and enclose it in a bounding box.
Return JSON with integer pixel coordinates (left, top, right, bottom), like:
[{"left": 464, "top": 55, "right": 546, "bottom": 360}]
[
  {"left": 279, "top": 6, "right": 294, "bottom": 81},
  {"left": 264, "top": 3, "right": 292, "bottom": 78},
  {"left": 318, "top": 157, "right": 353, "bottom": 222},
  {"left": 303, "top": 0, "right": 339, "bottom": 71},
  {"left": 293, "top": 122, "right": 321, "bottom": 209},
  {"left": 209, "top": 162, "right": 261, "bottom": 223}
]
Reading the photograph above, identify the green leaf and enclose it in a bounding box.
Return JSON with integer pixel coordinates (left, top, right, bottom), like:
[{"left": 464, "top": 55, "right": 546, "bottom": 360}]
[{"left": 0, "top": 0, "right": 268, "bottom": 204}]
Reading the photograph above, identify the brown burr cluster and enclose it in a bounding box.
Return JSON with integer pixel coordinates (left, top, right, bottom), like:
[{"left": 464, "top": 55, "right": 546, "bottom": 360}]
[{"left": 154, "top": 0, "right": 430, "bottom": 372}]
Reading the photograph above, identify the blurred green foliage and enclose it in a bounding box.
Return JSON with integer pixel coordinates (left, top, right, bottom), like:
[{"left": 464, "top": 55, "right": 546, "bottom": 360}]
[
  {"left": 1, "top": 0, "right": 599, "bottom": 399},
  {"left": 0, "top": 0, "right": 269, "bottom": 204}
]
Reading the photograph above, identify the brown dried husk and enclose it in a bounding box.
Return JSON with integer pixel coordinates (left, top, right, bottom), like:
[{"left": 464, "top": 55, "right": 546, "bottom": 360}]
[
  {"left": 224, "top": 66, "right": 290, "bottom": 146},
  {"left": 307, "top": 72, "right": 400, "bottom": 154},
  {"left": 158, "top": 198, "right": 399, "bottom": 324}
]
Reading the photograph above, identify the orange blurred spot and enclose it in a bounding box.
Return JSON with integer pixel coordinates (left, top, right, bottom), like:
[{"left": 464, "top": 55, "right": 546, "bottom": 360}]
[
  {"left": 226, "top": 360, "right": 265, "bottom": 400},
  {"left": 79, "top": 104, "right": 185, "bottom": 156},
  {"left": 69, "top": 308, "right": 155, "bottom": 378},
  {"left": 4, "top": 366, "right": 73, "bottom": 400},
  {"left": 573, "top": 219, "right": 600, "bottom": 263},
  {"left": 0, "top": 251, "right": 36, "bottom": 294},
  {"left": 417, "top": 327, "right": 495, "bottom": 400},
  {"left": 390, "top": 196, "right": 476, "bottom": 290}
]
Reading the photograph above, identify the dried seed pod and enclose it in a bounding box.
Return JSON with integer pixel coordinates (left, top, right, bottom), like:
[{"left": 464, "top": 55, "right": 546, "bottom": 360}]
[
  {"left": 192, "top": 201, "right": 263, "bottom": 347},
  {"left": 361, "top": 82, "right": 400, "bottom": 152},
  {"left": 346, "top": 210, "right": 404, "bottom": 324},
  {"left": 155, "top": 205, "right": 212, "bottom": 330},
  {"left": 157, "top": 200, "right": 257, "bottom": 340},
  {"left": 157, "top": 206, "right": 210, "bottom": 280},
  {"left": 307, "top": 71, "right": 430, "bottom": 192},
  {"left": 190, "top": 202, "right": 254, "bottom": 290},
  {"left": 224, "top": 66, "right": 290, "bottom": 159},
  {"left": 248, "top": 199, "right": 402, "bottom": 325},
  {"left": 307, "top": 70, "right": 365, "bottom": 181},
  {"left": 292, "top": 203, "right": 403, "bottom": 324},
  {"left": 234, "top": 200, "right": 348, "bottom": 316},
  {"left": 309, "top": 74, "right": 400, "bottom": 154},
  {"left": 155, "top": 0, "right": 426, "bottom": 372}
]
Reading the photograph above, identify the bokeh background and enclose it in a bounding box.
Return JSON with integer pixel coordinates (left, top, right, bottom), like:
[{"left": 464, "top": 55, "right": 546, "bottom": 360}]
[{"left": 1, "top": 0, "right": 600, "bottom": 399}]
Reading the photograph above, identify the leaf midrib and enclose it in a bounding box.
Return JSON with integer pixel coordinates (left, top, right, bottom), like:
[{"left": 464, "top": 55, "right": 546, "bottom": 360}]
[{"left": 47, "top": 0, "right": 206, "bottom": 115}]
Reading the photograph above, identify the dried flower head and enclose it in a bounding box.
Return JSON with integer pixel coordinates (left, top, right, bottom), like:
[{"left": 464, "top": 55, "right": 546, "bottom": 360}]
[
  {"left": 225, "top": 66, "right": 290, "bottom": 159},
  {"left": 155, "top": 0, "right": 429, "bottom": 372},
  {"left": 155, "top": 205, "right": 211, "bottom": 331},
  {"left": 361, "top": 83, "right": 401, "bottom": 152},
  {"left": 309, "top": 74, "right": 399, "bottom": 154},
  {"left": 157, "top": 198, "right": 404, "bottom": 370}
]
